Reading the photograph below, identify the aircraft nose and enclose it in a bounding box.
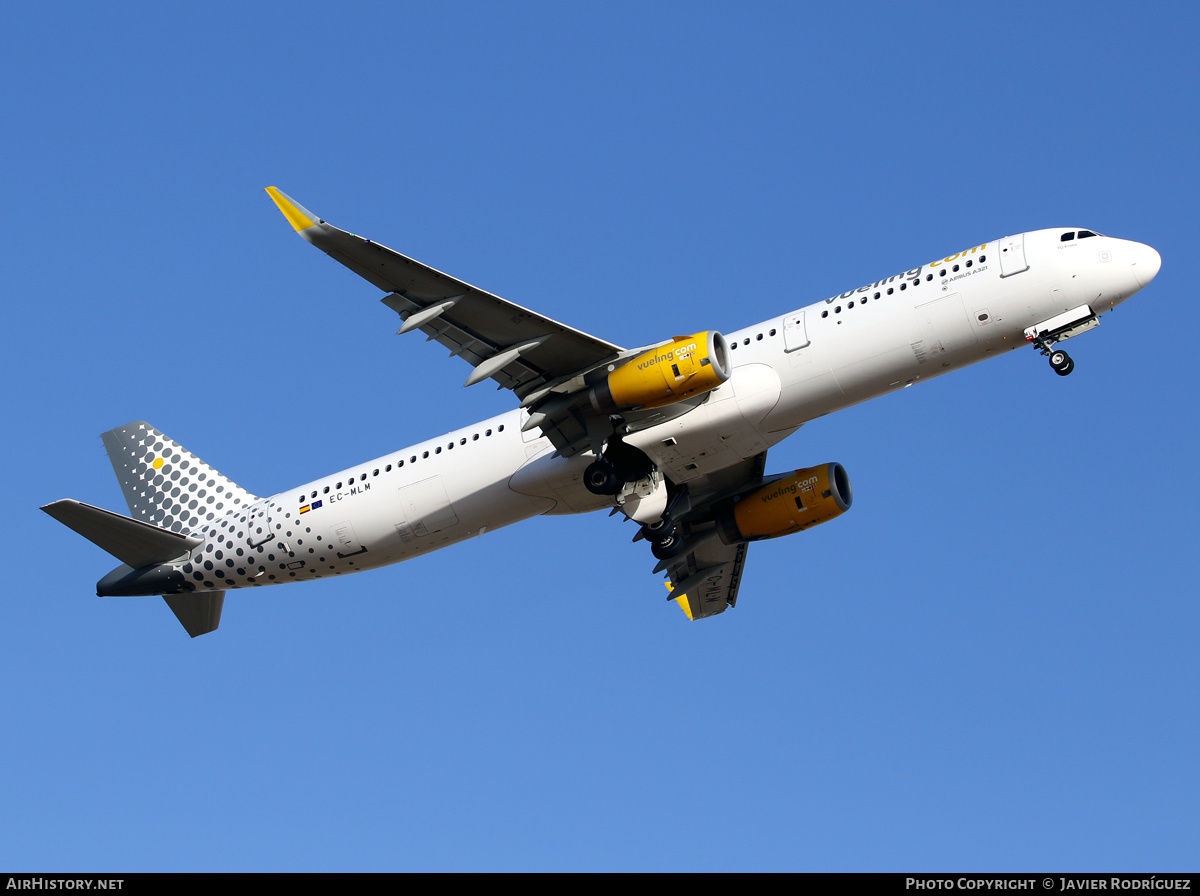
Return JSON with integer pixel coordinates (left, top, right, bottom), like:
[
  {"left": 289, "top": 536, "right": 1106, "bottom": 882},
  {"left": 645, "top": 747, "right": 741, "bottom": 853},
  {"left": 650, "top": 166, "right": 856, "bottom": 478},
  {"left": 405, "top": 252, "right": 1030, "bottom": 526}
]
[{"left": 1129, "top": 241, "right": 1162, "bottom": 288}]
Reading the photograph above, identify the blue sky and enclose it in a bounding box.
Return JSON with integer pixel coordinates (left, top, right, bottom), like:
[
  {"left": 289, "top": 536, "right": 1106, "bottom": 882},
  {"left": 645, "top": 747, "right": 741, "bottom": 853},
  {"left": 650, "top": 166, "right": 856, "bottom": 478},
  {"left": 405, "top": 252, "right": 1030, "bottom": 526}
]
[{"left": 3, "top": 1, "right": 1198, "bottom": 871}]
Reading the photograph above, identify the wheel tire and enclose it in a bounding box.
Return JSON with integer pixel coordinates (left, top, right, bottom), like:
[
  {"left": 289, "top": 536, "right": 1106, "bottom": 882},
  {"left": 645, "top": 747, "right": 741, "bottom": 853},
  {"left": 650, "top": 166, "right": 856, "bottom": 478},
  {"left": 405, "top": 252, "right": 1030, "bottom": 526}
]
[
  {"left": 640, "top": 519, "right": 670, "bottom": 541},
  {"left": 1056, "top": 358, "right": 1075, "bottom": 376},
  {"left": 584, "top": 461, "right": 620, "bottom": 495},
  {"left": 651, "top": 532, "right": 686, "bottom": 561},
  {"left": 1049, "top": 350, "right": 1068, "bottom": 370}
]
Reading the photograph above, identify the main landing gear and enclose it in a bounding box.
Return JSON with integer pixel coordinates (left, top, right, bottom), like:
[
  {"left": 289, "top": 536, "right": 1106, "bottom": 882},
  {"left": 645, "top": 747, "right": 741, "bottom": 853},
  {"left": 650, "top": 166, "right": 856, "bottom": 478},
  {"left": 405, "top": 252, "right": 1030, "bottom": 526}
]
[
  {"left": 641, "top": 518, "right": 686, "bottom": 561},
  {"left": 629, "top": 485, "right": 692, "bottom": 562},
  {"left": 583, "top": 434, "right": 654, "bottom": 497},
  {"left": 584, "top": 458, "right": 623, "bottom": 495}
]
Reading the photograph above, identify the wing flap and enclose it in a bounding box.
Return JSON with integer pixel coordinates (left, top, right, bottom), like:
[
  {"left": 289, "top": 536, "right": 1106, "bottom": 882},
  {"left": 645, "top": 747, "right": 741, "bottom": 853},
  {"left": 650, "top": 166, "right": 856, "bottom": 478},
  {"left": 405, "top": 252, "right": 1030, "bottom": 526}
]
[
  {"left": 644, "top": 451, "right": 768, "bottom": 619},
  {"left": 664, "top": 540, "right": 749, "bottom": 619}
]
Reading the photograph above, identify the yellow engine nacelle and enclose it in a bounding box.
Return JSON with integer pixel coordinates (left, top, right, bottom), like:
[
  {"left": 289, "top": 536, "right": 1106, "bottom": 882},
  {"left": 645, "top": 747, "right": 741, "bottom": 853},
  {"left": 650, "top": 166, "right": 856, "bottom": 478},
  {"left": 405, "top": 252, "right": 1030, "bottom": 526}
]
[
  {"left": 717, "top": 463, "right": 852, "bottom": 544},
  {"left": 590, "top": 331, "right": 731, "bottom": 413}
]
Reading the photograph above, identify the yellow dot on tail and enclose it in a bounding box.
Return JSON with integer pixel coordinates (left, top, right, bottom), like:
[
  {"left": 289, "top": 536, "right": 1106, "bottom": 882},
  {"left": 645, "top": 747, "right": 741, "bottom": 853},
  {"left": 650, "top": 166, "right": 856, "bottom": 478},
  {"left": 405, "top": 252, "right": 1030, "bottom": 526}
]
[{"left": 152, "top": 457, "right": 164, "bottom": 469}]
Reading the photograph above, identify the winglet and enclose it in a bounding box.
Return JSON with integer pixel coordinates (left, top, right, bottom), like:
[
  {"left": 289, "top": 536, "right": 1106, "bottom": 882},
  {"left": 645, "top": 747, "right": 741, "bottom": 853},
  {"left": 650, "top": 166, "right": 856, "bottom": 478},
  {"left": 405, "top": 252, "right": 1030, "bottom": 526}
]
[
  {"left": 664, "top": 580, "right": 695, "bottom": 620},
  {"left": 265, "top": 186, "right": 320, "bottom": 232}
]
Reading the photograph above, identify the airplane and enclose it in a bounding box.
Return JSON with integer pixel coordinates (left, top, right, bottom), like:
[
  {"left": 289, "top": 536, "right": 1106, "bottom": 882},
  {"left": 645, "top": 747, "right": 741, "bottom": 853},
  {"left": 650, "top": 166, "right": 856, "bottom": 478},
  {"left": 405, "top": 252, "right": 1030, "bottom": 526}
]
[{"left": 41, "top": 188, "right": 1162, "bottom": 636}]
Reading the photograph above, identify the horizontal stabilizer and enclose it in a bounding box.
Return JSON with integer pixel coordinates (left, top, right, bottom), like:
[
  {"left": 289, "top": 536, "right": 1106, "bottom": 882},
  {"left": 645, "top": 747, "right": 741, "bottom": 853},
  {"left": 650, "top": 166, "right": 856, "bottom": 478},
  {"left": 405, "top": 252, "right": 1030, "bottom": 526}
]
[
  {"left": 41, "top": 499, "right": 202, "bottom": 569},
  {"left": 163, "top": 592, "right": 224, "bottom": 638}
]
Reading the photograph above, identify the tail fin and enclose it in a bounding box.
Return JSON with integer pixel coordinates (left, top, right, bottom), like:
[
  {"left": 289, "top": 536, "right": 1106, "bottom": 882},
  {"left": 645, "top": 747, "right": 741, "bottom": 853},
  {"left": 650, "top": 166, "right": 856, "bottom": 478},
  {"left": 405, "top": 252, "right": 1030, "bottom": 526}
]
[{"left": 100, "top": 421, "right": 258, "bottom": 534}]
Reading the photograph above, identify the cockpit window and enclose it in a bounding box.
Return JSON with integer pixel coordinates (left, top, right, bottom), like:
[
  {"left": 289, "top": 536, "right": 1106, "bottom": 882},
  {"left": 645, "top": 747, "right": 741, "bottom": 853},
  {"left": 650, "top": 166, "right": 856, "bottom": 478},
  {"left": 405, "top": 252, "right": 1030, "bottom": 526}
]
[
  {"left": 1060, "top": 232, "right": 1076, "bottom": 242},
  {"left": 1078, "top": 230, "right": 1097, "bottom": 239}
]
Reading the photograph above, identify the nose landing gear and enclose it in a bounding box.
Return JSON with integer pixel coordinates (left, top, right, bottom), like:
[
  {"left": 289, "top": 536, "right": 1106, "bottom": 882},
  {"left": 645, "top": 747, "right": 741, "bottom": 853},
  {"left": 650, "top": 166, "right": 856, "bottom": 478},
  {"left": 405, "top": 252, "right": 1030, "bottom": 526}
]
[
  {"left": 1025, "top": 306, "right": 1099, "bottom": 378},
  {"left": 1029, "top": 333, "right": 1075, "bottom": 377},
  {"left": 1048, "top": 348, "right": 1074, "bottom": 376}
]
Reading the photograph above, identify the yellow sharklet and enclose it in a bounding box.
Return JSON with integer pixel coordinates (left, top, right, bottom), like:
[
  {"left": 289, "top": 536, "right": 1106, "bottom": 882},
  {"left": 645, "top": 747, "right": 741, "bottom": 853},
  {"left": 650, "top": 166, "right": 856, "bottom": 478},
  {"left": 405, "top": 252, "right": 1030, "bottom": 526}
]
[
  {"left": 665, "top": 580, "right": 694, "bottom": 619},
  {"left": 265, "top": 186, "right": 318, "bottom": 232}
]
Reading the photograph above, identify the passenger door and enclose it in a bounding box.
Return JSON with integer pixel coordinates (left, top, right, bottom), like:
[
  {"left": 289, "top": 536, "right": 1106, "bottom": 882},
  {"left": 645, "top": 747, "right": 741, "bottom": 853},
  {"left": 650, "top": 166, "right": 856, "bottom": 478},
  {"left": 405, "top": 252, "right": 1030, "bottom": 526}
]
[
  {"left": 782, "top": 310, "right": 810, "bottom": 352},
  {"left": 998, "top": 234, "right": 1029, "bottom": 277}
]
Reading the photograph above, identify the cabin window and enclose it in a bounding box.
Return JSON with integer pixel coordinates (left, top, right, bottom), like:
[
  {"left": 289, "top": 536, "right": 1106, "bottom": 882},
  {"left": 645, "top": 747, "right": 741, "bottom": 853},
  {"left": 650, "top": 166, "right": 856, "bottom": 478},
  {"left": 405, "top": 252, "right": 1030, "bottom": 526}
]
[
  {"left": 422, "top": 451, "right": 429, "bottom": 458},
  {"left": 336, "top": 482, "right": 342, "bottom": 489},
  {"left": 486, "top": 429, "right": 492, "bottom": 436},
  {"left": 965, "top": 260, "right": 972, "bottom": 267},
  {"left": 498, "top": 425, "right": 505, "bottom": 432},
  {"left": 952, "top": 265, "right": 960, "bottom": 272},
  {"left": 769, "top": 328, "right": 776, "bottom": 336},
  {"left": 822, "top": 310, "right": 829, "bottom": 318},
  {"left": 939, "top": 269, "right": 946, "bottom": 277},
  {"left": 435, "top": 447, "right": 441, "bottom": 454}
]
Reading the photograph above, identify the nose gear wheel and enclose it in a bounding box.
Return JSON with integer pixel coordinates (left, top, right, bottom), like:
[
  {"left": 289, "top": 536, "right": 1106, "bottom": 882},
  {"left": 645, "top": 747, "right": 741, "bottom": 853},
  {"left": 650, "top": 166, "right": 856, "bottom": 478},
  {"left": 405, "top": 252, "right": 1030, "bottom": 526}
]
[{"left": 1031, "top": 333, "right": 1076, "bottom": 377}]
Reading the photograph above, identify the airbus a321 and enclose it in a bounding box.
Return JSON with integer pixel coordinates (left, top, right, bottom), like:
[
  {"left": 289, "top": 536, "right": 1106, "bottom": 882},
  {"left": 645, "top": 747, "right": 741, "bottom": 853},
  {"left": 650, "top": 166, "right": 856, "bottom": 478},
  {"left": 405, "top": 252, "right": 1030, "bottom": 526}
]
[{"left": 42, "top": 189, "right": 1161, "bottom": 636}]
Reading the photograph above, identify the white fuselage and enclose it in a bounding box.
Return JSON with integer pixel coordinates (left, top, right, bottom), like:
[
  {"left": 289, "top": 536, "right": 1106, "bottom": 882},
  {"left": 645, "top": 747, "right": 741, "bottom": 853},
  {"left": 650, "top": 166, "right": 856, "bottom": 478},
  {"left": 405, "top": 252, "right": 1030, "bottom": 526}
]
[{"left": 166, "top": 229, "right": 1156, "bottom": 594}]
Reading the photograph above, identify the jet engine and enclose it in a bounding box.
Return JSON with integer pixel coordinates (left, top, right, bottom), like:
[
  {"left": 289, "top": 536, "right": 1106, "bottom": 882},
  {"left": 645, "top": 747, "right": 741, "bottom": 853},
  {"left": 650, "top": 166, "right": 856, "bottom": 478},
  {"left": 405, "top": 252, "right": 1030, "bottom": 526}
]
[
  {"left": 716, "top": 463, "right": 852, "bottom": 544},
  {"left": 589, "top": 331, "right": 730, "bottom": 413}
]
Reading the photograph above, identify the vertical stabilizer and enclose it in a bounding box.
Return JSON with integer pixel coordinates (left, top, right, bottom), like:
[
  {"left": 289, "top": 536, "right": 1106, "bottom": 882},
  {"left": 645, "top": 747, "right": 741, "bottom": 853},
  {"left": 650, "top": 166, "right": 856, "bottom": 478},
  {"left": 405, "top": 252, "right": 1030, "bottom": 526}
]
[{"left": 100, "top": 421, "right": 258, "bottom": 535}]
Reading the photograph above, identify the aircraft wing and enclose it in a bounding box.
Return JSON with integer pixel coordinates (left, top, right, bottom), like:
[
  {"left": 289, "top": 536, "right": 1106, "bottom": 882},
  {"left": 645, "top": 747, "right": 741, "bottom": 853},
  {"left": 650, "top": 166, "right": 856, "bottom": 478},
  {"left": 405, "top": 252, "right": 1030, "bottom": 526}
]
[
  {"left": 266, "top": 187, "right": 624, "bottom": 402},
  {"left": 663, "top": 538, "right": 749, "bottom": 620},
  {"left": 652, "top": 452, "right": 768, "bottom": 619}
]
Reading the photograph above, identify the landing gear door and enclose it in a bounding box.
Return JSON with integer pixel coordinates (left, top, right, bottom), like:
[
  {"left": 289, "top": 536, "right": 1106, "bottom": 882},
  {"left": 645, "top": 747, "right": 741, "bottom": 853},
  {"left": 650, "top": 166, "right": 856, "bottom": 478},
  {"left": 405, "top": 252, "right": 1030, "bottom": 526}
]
[
  {"left": 998, "top": 234, "right": 1029, "bottom": 278},
  {"left": 783, "top": 310, "right": 810, "bottom": 352}
]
